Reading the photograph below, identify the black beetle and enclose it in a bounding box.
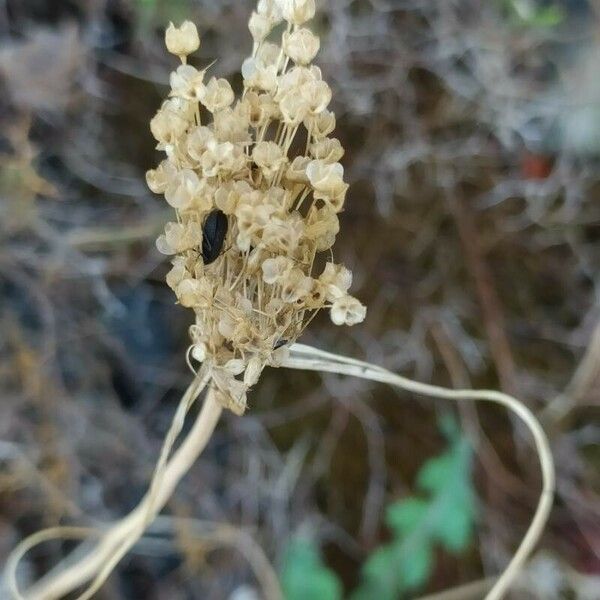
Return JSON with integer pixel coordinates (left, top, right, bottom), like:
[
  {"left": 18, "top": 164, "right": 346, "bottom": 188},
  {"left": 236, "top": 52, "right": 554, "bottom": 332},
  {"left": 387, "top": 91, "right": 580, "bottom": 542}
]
[
  {"left": 202, "top": 210, "right": 228, "bottom": 265},
  {"left": 274, "top": 339, "right": 288, "bottom": 350}
]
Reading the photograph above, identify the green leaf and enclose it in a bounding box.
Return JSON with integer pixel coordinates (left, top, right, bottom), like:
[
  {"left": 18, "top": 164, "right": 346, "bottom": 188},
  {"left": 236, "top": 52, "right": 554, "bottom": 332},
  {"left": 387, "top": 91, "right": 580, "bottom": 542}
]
[
  {"left": 352, "top": 547, "right": 397, "bottom": 600},
  {"left": 352, "top": 540, "right": 432, "bottom": 598},
  {"left": 531, "top": 6, "right": 564, "bottom": 27},
  {"left": 385, "top": 498, "right": 429, "bottom": 536},
  {"left": 136, "top": 0, "right": 159, "bottom": 14},
  {"left": 352, "top": 420, "right": 477, "bottom": 598},
  {"left": 502, "top": 0, "right": 565, "bottom": 28},
  {"left": 281, "top": 538, "right": 342, "bottom": 600},
  {"left": 362, "top": 546, "right": 394, "bottom": 581},
  {"left": 416, "top": 450, "right": 455, "bottom": 494},
  {"left": 400, "top": 540, "right": 432, "bottom": 590},
  {"left": 435, "top": 495, "right": 475, "bottom": 552},
  {"left": 418, "top": 438, "right": 475, "bottom": 552},
  {"left": 135, "top": 0, "right": 188, "bottom": 22}
]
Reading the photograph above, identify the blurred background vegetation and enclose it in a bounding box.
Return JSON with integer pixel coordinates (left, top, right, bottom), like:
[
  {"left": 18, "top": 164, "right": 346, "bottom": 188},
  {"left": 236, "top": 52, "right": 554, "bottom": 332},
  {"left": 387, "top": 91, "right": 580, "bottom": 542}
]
[{"left": 0, "top": 0, "right": 599, "bottom": 598}]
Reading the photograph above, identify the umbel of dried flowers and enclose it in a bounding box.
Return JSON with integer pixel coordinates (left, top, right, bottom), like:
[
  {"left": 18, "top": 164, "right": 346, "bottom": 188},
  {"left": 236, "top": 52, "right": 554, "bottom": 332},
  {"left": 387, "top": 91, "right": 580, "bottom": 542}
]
[{"left": 147, "top": 0, "right": 366, "bottom": 415}]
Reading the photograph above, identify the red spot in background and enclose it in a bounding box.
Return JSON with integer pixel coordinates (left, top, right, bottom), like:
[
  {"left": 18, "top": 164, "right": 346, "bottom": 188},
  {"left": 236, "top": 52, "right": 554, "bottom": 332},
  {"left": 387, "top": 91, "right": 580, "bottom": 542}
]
[{"left": 521, "top": 152, "right": 554, "bottom": 180}]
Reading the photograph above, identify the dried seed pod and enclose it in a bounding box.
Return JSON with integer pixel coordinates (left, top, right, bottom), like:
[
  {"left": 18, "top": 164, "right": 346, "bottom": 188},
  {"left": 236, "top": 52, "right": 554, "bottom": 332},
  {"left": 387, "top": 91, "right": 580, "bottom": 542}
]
[{"left": 165, "top": 21, "right": 200, "bottom": 58}]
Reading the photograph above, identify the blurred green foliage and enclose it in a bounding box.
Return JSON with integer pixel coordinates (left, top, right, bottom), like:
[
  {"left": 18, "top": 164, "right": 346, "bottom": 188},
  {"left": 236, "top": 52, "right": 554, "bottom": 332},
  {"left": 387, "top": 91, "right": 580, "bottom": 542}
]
[
  {"left": 502, "top": 0, "right": 565, "bottom": 27},
  {"left": 352, "top": 418, "right": 475, "bottom": 599},
  {"left": 281, "top": 538, "right": 343, "bottom": 600},
  {"left": 281, "top": 418, "right": 476, "bottom": 599},
  {"left": 136, "top": 0, "right": 188, "bottom": 24}
]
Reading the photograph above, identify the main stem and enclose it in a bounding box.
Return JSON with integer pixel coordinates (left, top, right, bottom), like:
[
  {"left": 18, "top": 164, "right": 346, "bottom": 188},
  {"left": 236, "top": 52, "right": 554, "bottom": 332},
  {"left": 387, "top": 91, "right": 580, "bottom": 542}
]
[{"left": 16, "top": 386, "right": 222, "bottom": 600}]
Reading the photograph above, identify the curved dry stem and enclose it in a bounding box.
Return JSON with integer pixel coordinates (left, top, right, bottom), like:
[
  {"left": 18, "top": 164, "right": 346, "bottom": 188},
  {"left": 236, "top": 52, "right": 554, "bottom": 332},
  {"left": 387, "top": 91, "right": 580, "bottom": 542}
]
[
  {"left": 8, "top": 378, "right": 222, "bottom": 600},
  {"left": 6, "top": 342, "right": 553, "bottom": 600},
  {"left": 6, "top": 519, "right": 283, "bottom": 600},
  {"left": 284, "top": 343, "right": 555, "bottom": 600}
]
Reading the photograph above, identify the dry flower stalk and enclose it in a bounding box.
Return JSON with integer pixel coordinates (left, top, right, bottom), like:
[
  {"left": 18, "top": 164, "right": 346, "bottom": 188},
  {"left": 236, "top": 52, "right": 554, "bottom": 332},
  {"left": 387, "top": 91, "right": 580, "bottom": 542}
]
[
  {"left": 282, "top": 344, "right": 555, "bottom": 600},
  {"left": 6, "top": 5, "right": 366, "bottom": 599},
  {"left": 147, "top": 1, "right": 365, "bottom": 415}
]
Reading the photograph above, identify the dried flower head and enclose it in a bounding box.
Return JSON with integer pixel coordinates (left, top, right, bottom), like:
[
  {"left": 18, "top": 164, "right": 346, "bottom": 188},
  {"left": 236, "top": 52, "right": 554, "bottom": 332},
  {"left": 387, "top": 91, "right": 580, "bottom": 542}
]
[
  {"left": 148, "top": 3, "right": 366, "bottom": 414},
  {"left": 165, "top": 21, "right": 200, "bottom": 59}
]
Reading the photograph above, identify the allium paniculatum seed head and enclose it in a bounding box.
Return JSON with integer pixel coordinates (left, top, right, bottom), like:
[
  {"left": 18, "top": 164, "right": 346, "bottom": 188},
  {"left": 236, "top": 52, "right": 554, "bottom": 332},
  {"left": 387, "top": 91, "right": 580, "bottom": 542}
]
[{"left": 147, "top": 2, "right": 366, "bottom": 414}]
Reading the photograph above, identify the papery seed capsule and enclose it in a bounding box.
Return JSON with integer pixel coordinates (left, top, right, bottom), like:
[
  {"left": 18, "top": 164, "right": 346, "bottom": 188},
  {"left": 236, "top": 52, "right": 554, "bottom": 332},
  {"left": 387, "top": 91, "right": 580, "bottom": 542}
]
[{"left": 202, "top": 210, "right": 228, "bottom": 264}]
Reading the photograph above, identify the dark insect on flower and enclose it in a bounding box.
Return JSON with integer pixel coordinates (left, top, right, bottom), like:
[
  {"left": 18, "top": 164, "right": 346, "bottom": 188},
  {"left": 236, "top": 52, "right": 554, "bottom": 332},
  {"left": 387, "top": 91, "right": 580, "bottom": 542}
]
[{"left": 202, "top": 210, "right": 228, "bottom": 264}]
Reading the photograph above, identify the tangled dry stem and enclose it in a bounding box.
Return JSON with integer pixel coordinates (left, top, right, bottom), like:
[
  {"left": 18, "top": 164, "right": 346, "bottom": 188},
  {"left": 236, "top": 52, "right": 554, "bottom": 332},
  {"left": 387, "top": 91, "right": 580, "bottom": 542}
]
[
  {"left": 284, "top": 344, "right": 555, "bottom": 600},
  {"left": 7, "top": 344, "right": 554, "bottom": 600},
  {"left": 7, "top": 382, "right": 222, "bottom": 600}
]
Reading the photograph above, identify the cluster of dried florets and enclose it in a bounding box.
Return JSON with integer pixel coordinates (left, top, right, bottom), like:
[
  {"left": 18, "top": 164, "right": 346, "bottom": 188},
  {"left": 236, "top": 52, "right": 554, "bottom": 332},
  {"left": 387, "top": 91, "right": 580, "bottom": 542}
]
[{"left": 147, "top": 0, "right": 366, "bottom": 414}]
